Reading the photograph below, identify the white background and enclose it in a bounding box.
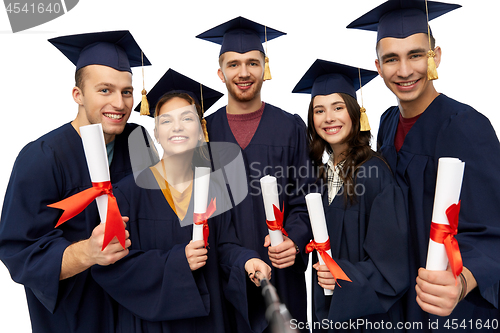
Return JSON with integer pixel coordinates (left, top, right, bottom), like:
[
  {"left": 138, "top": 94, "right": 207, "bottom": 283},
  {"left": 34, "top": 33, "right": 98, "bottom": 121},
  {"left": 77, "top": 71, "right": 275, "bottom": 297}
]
[{"left": 0, "top": 1, "right": 499, "bottom": 331}]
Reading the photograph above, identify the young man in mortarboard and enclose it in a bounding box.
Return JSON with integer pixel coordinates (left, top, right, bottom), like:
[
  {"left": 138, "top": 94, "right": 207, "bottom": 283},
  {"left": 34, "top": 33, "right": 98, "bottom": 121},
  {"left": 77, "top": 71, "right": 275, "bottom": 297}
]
[
  {"left": 348, "top": 1, "right": 500, "bottom": 331},
  {"left": 197, "top": 16, "right": 314, "bottom": 333},
  {"left": 0, "top": 31, "right": 157, "bottom": 333}
]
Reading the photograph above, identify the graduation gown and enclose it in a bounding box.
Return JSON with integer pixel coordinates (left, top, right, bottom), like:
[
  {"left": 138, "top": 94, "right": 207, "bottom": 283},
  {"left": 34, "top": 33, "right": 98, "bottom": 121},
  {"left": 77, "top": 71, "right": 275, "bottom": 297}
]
[
  {"left": 0, "top": 123, "right": 142, "bottom": 333},
  {"left": 378, "top": 94, "right": 500, "bottom": 331},
  {"left": 311, "top": 156, "right": 409, "bottom": 332},
  {"left": 91, "top": 168, "right": 264, "bottom": 333},
  {"left": 206, "top": 103, "right": 314, "bottom": 332}
]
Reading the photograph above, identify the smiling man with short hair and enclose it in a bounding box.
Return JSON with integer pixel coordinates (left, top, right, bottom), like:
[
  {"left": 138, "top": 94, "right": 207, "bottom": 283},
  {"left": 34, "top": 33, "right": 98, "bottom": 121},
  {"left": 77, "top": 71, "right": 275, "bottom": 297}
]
[
  {"left": 0, "top": 30, "right": 156, "bottom": 333},
  {"left": 198, "top": 16, "right": 314, "bottom": 333},
  {"left": 348, "top": 0, "right": 500, "bottom": 330}
]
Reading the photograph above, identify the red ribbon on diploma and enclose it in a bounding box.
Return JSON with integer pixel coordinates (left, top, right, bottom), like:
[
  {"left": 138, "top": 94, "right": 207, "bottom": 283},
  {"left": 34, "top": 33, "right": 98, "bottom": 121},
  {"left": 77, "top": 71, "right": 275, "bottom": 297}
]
[
  {"left": 305, "top": 238, "right": 352, "bottom": 286},
  {"left": 266, "top": 203, "right": 288, "bottom": 237},
  {"left": 430, "top": 201, "right": 463, "bottom": 278},
  {"left": 193, "top": 198, "right": 217, "bottom": 248},
  {"left": 48, "top": 181, "right": 126, "bottom": 251}
]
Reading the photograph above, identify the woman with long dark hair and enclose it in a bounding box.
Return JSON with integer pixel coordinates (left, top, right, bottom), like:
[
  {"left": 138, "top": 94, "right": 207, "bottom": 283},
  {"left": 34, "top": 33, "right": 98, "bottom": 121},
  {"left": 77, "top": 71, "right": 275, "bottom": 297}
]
[{"left": 293, "top": 60, "right": 409, "bottom": 332}]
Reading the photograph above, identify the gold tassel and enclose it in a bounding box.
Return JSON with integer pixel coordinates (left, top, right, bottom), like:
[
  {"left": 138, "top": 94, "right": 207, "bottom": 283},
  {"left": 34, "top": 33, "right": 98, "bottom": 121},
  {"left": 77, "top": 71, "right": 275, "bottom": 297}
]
[
  {"left": 140, "top": 89, "right": 150, "bottom": 116},
  {"left": 201, "top": 118, "right": 209, "bottom": 142},
  {"left": 424, "top": 0, "right": 438, "bottom": 81},
  {"left": 427, "top": 50, "right": 438, "bottom": 81},
  {"left": 139, "top": 51, "right": 150, "bottom": 115},
  {"left": 360, "top": 107, "right": 371, "bottom": 131},
  {"left": 263, "top": 26, "right": 272, "bottom": 81},
  {"left": 264, "top": 56, "right": 272, "bottom": 81}
]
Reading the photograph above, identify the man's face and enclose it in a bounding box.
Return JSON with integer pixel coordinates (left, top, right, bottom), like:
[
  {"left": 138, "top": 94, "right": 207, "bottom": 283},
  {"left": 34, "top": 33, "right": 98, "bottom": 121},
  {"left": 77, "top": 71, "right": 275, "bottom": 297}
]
[
  {"left": 76, "top": 65, "right": 133, "bottom": 139},
  {"left": 375, "top": 33, "right": 440, "bottom": 106},
  {"left": 217, "top": 50, "right": 264, "bottom": 103}
]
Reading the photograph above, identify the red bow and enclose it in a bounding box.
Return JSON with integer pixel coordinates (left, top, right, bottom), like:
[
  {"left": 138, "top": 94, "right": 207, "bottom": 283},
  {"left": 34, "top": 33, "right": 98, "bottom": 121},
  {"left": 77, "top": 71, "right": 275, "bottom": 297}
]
[
  {"left": 430, "top": 201, "right": 463, "bottom": 278},
  {"left": 193, "top": 198, "right": 217, "bottom": 248},
  {"left": 48, "top": 181, "right": 125, "bottom": 251},
  {"left": 266, "top": 203, "right": 288, "bottom": 237},
  {"left": 306, "top": 238, "right": 352, "bottom": 286}
]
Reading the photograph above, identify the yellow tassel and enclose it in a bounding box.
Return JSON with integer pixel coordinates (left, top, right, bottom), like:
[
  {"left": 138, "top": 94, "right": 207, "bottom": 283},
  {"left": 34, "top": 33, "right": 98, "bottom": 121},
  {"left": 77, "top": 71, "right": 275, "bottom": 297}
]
[
  {"left": 201, "top": 118, "right": 209, "bottom": 142},
  {"left": 360, "top": 107, "right": 370, "bottom": 132},
  {"left": 264, "top": 56, "right": 272, "bottom": 81},
  {"left": 140, "top": 89, "right": 150, "bottom": 116},
  {"left": 427, "top": 50, "right": 438, "bottom": 81}
]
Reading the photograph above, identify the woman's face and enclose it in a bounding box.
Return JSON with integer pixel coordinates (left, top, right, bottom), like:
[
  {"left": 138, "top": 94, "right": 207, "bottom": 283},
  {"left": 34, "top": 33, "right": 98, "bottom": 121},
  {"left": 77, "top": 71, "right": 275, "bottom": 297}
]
[
  {"left": 312, "top": 93, "right": 352, "bottom": 154},
  {"left": 155, "top": 97, "right": 202, "bottom": 158}
]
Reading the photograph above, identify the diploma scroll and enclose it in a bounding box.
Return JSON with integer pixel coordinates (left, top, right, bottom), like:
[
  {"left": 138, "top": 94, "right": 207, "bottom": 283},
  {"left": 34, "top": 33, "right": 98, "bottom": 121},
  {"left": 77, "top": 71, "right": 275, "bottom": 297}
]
[
  {"left": 305, "top": 193, "right": 333, "bottom": 295},
  {"left": 260, "top": 175, "right": 284, "bottom": 246},
  {"left": 425, "top": 157, "right": 465, "bottom": 272},
  {"left": 80, "top": 123, "right": 125, "bottom": 250},
  {"left": 80, "top": 124, "right": 111, "bottom": 224},
  {"left": 193, "top": 167, "right": 211, "bottom": 243},
  {"left": 48, "top": 124, "right": 125, "bottom": 250}
]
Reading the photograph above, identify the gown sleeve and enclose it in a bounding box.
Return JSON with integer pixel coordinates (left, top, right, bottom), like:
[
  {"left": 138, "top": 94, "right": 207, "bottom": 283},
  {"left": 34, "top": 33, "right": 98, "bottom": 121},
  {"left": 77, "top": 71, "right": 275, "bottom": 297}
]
[
  {"left": 315, "top": 169, "right": 409, "bottom": 322},
  {"left": 91, "top": 184, "right": 211, "bottom": 322},
  {"left": 282, "top": 115, "right": 314, "bottom": 268},
  {"left": 0, "top": 141, "right": 72, "bottom": 313},
  {"left": 216, "top": 209, "right": 267, "bottom": 333},
  {"left": 435, "top": 109, "right": 500, "bottom": 308}
]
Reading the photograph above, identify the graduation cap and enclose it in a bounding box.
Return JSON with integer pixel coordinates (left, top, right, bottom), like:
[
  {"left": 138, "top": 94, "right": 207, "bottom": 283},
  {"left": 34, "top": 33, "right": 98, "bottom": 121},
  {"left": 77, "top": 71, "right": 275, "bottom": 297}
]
[
  {"left": 134, "top": 69, "right": 224, "bottom": 141},
  {"left": 196, "top": 16, "right": 286, "bottom": 80},
  {"left": 347, "top": 0, "right": 461, "bottom": 80},
  {"left": 292, "top": 59, "right": 379, "bottom": 131},
  {"left": 49, "top": 30, "right": 151, "bottom": 73}
]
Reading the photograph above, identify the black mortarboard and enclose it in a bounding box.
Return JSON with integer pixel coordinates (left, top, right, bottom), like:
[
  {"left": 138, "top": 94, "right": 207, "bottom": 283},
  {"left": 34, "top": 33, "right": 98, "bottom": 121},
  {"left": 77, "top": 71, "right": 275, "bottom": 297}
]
[
  {"left": 134, "top": 68, "right": 223, "bottom": 118},
  {"left": 196, "top": 16, "right": 285, "bottom": 80},
  {"left": 196, "top": 16, "right": 285, "bottom": 56},
  {"left": 49, "top": 30, "right": 151, "bottom": 73},
  {"left": 346, "top": 0, "right": 461, "bottom": 42},
  {"left": 292, "top": 59, "right": 378, "bottom": 99}
]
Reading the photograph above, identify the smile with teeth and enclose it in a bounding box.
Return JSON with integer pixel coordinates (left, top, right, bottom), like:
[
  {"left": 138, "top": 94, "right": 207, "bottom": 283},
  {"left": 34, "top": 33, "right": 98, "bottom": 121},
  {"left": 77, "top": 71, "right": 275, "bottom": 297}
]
[
  {"left": 324, "top": 126, "right": 341, "bottom": 134},
  {"left": 236, "top": 82, "right": 252, "bottom": 87},
  {"left": 397, "top": 80, "right": 418, "bottom": 87},
  {"left": 104, "top": 113, "right": 124, "bottom": 120},
  {"left": 170, "top": 136, "right": 188, "bottom": 142}
]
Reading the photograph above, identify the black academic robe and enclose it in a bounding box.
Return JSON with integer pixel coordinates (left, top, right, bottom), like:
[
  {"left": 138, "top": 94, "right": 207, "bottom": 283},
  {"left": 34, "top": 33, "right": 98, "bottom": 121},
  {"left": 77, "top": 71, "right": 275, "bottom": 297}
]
[
  {"left": 378, "top": 94, "right": 500, "bottom": 332},
  {"left": 0, "top": 123, "right": 142, "bottom": 333},
  {"left": 206, "top": 103, "right": 314, "bottom": 333},
  {"left": 91, "top": 168, "right": 264, "bottom": 333},
  {"left": 311, "top": 156, "right": 409, "bottom": 333}
]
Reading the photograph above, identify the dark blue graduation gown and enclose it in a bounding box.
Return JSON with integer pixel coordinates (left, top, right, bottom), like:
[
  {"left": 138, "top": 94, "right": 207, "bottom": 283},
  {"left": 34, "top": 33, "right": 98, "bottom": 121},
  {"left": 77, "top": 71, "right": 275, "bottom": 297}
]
[
  {"left": 91, "top": 168, "right": 264, "bottom": 333},
  {"left": 311, "top": 156, "right": 409, "bottom": 332},
  {"left": 378, "top": 94, "right": 500, "bottom": 331},
  {"left": 0, "top": 123, "right": 141, "bottom": 333},
  {"left": 206, "top": 103, "right": 314, "bottom": 332}
]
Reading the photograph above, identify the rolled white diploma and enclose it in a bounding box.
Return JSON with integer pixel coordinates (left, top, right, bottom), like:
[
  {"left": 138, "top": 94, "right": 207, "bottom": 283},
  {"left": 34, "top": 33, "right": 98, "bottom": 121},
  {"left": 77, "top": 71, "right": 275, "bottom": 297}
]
[
  {"left": 260, "top": 175, "right": 284, "bottom": 246},
  {"left": 306, "top": 193, "right": 334, "bottom": 295},
  {"left": 80, "top": 124, "right": 111, "bottom": 224},
  {"left": 425, "top": 157, "right": 465, "bottom": 271},
  {"left": 193, "top": 167, "right": 211, "bottom": 242}
]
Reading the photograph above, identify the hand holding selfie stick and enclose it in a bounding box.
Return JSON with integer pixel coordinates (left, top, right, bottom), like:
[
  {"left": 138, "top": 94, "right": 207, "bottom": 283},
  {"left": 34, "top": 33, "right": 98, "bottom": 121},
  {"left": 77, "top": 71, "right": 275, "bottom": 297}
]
[{"left": 254, "top": 271, "right": 297, "bottom": 333}]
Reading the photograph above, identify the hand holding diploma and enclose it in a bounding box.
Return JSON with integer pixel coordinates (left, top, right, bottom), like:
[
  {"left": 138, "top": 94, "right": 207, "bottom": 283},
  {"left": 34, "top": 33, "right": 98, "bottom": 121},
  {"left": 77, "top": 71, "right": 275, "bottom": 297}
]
[
  {"left": 185, "top": 240, "right": 208, "bottom": 271},
  {"left": 425, "top": 157, "right": 464, "bottom": 278},
  {"left": 264, "top": 235, "right": 297, "bottom": 269},
  {"left": 416, "top": 266, "right": 476, "bottom": 316},
  {"left": 418, "top": 157, "right": 471, "bottom": 316},
  {"left": 48, "top": 124, "right": 126, "bottom": 251},
  {"left": 193, "top": 167, "right": 216, "bottom": 248},
  {"left": 305, "top": 193, "right": 351, "bottom": 293},
  {"left": 260, "top": 175, "right": 287, "bottom": 246}
]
